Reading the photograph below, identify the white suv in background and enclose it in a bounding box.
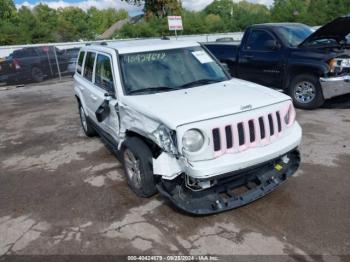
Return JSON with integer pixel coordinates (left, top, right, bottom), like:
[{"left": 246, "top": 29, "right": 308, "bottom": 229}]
[{"left": 74, "top": 40, "right": 302, "bottom": 214}]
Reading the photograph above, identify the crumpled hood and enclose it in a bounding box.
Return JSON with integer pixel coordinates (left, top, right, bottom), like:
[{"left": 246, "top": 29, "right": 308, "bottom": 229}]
[
  {"left": 299, "top": 15, "right": 350, "bottom": 47},
  {"left": 121, "top": 79, "right": 291, "bottom": 130}
]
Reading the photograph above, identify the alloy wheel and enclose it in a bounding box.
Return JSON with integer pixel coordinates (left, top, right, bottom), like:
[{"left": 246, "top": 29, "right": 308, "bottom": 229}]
[{"left": 294, "top": 81, "right": 316, "bottom": 104}]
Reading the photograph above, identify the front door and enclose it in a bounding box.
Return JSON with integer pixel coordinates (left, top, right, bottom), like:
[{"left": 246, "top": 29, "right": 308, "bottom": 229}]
[{"left": 92, "top": 53, "right": 120, "bottom": 141}]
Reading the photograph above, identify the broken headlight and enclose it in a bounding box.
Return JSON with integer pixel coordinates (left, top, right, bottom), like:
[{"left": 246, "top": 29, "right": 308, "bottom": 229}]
[{"left": 153, "top": 124, "right": 177, "bottom": 154}]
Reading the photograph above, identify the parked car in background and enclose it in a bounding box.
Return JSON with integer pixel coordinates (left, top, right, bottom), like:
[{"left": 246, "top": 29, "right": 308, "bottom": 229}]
[
  {"left": 74, "top": 40, "right": 302, "bottom": 214},
  {"left": 0, "top": 46, "right": 69, "bottom": 84},
  {"left": 63, "top": 47, "right": 81, "bottom": 75},
  {"left": 204, "top": 15, "right": 350, "bottom": 109}
]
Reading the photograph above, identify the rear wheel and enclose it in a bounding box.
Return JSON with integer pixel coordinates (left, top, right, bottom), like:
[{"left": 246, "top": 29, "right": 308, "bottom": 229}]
[
  {"left": 31, "top": 66, "right": 44, "bottom": 83},
  {"left": 122, "top": 137, "right": 157, "bottom": 198},
  {"left": 79, "top": 105, "right": 96, "bottom": 137},
  {"left": 289, "top": 74, "right": 325, "bottom": 109}
]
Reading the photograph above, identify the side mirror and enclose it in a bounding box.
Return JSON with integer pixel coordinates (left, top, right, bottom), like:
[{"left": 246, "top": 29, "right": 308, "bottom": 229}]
[
  {"left": 95, "top": 100, "right": 110, "bottom": 123},
  {"left": 104, "top": 91, "right": 115, "bottom": 100},
  {"left": 265, "top": 40, "right": 280, "bottom": 51}
]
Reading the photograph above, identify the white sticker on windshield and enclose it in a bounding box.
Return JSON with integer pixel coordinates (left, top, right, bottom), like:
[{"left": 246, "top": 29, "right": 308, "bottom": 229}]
[{"left": 191, "top": 51, "right": 214, "bottom": 64}]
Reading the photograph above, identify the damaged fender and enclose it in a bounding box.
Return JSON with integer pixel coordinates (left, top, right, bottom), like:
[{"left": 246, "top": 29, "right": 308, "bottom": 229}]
[
  {"left": 118, "top": 104, "right": 178, "bottom": 155},
  {"left": 153, "top": 152, "right": 183, "bottom": 179}
]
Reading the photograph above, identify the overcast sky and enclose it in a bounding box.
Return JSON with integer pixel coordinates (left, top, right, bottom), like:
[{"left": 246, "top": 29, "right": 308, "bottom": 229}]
[{"left": 14, "top": 0, "right": 274, "bottom": 13}]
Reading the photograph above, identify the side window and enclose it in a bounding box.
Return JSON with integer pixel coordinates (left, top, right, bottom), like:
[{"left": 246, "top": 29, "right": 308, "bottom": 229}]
[
  {"left": 95, "top": 54, "right": 114, "bottom": 92},
  {"left": 77, "top": 51, "right": 85, "bottom": 75},
  {"left": 245, "top": 30, "right": 274, "bottom": 51},
  {"left": 83, "top": 52, "right": 95, "bottom": 81},
  {"left": 25, "top": 48, "right": 37, "bottom": 57},
  {"left": 207, "top": 45, "right": 234, "bottom": 60}
]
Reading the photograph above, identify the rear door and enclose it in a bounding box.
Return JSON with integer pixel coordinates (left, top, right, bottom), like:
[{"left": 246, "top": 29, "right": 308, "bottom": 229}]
[
  {"left": 238, "top": 29, "right": 284, "bottom": 88},
  {"left": 81, "top": 51, "right": 105, "bottom": 125},
  {"left": 74, "top": 50, "right": 89, "bottom": 110}
]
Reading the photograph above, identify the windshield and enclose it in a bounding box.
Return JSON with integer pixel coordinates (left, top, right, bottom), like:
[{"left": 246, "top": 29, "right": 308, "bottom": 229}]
[
  {"left": 276, "top": 25, "right": 313, "bottom": 47},
  {"left": 120, "top": 46, "right": 228, "bottom": 95}
]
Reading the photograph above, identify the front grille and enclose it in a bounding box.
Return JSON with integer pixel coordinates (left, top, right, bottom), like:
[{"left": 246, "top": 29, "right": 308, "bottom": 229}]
[
  {"left": 225, "top": 126, "right": 233, "bottom": 149},
  {"left": 268, "top": 114, "right": 274, "bottom": 136},
  {"left": 258, "top": 117, "right": 265, "bottom": 139},
  {"left": 237, "top": 122, "right": 245, "bottom": 146},
  {"left": 212, "top": 128, "right": 221, "bottom": 152},
  {"left": 212, "top": 110, "right": 285, "bottom": 156},
  {"left": 248, "top": 120, "right": 255, "bottom": 142}
]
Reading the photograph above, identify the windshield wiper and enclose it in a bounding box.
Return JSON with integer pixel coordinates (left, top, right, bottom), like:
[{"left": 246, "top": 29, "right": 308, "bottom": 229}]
[
  {"left": 128, "top": 86, "right": 179, "bottom": 95},
  {"left": 180, "top": 78, "right": 224, "bottom": 88}
]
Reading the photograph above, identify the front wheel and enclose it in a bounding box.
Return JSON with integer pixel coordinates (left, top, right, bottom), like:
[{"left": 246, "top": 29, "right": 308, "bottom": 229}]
[
  {"left": 122, "top": 137, "right": 157, "bottom": 198},
  {"left": 289, "top": 74, "right": 325, "bottom": 109}
]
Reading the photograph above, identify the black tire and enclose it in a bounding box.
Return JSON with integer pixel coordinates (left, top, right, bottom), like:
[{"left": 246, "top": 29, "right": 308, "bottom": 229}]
[
  {"left": 31, "top": 66, "right": 44, "bottom": 83},
  {"left": 289, "top": 74, "right": 325, "bottom": 109},
  {"left": 79, "top": 105, "right": 96, "bottom": 137},
  {"left": 122, "top": 137, "right": 157, "bottom": 198}
]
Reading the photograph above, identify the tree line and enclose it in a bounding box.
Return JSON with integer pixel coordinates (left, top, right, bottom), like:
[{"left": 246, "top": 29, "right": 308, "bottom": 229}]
[{"left": 1, "top": 0, "right": 349, "bottom": 45}]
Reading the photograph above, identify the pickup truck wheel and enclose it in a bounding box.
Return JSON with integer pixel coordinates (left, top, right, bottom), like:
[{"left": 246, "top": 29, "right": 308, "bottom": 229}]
[
  {"left": 31, "top": 66, "right": 44, "bottom": 83},
  {"left": 122, "top": 137, "right": 157, "bottom": 198},
  {"left": 289, "top": 74, "right": 325, "bottom": 109},
  {"left": 79, "top": 105, "right": 96, "bottom": 137}
]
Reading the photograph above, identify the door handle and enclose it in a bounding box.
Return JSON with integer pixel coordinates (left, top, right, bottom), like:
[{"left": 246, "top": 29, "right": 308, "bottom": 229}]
[
  {"left": 243, "top": 55, "right": 254, "bottom": 59},
  {"left": 90, "top": 94, "right": 98, "bottom": 101},
  {"left": 78, "top": 86, "right": 84, "bottom": 91}
]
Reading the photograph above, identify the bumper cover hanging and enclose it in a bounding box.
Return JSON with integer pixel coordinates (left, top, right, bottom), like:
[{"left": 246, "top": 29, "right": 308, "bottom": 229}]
[{"left": 157, "top": 149, "right": 300, "bottom": 215}]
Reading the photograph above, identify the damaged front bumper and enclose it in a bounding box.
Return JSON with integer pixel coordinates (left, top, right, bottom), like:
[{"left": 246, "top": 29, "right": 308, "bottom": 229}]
[
  {"left": 320, "top": 74, "right": 350, "bottom": 99},
  {"left": 157, "top": 149, "right": 300, "bottom": 215}
]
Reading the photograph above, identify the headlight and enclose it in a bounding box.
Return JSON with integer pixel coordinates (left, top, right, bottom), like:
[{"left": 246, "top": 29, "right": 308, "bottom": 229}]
[
  {"left": 328, "top": 59, "right": 337, "bottom": 73},
  {"left": 153, "top": 124, "right": 177, "bottom": 154},
  {"left": 328, "top": 58, "right": 350, "bottom": 73},
  {"left": 182, "top": 129, "right": 204, "bottom": 152}
]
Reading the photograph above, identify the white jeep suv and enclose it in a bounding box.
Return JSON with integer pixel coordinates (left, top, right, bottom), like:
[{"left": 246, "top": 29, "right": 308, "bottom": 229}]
[{"left": 74, "top": 40, "right": 302, "bottom": 214}]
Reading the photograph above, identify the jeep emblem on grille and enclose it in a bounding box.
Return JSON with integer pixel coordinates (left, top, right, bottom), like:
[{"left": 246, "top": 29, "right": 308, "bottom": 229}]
[{"left": 240, "top": 104, "right": 253, "bottom": 111}]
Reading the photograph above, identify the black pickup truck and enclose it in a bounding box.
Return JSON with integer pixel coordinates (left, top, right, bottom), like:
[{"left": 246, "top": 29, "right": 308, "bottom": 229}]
[{"left": 204, "top": 16, "right": 350, "bottom": 109}]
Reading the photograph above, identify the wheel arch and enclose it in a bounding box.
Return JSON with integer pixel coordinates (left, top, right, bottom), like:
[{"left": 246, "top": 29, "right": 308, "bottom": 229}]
[
  {"left": 123, "top": 130, "right": 162, "bottom": 159},
  {"left": 74, "top": 93, "right": 89, "bottom": 117},
  {"left": 75, "top": 94, "right": 81, "bottom": 106},
  {"left": 285, "top": 64, "right": 327, "bottom": 90}
]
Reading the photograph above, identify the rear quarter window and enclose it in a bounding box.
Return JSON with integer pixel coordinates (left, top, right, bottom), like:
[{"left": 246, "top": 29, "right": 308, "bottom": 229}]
[{"left": 77, "top": 51, "right": 85, "bottom": 75}]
